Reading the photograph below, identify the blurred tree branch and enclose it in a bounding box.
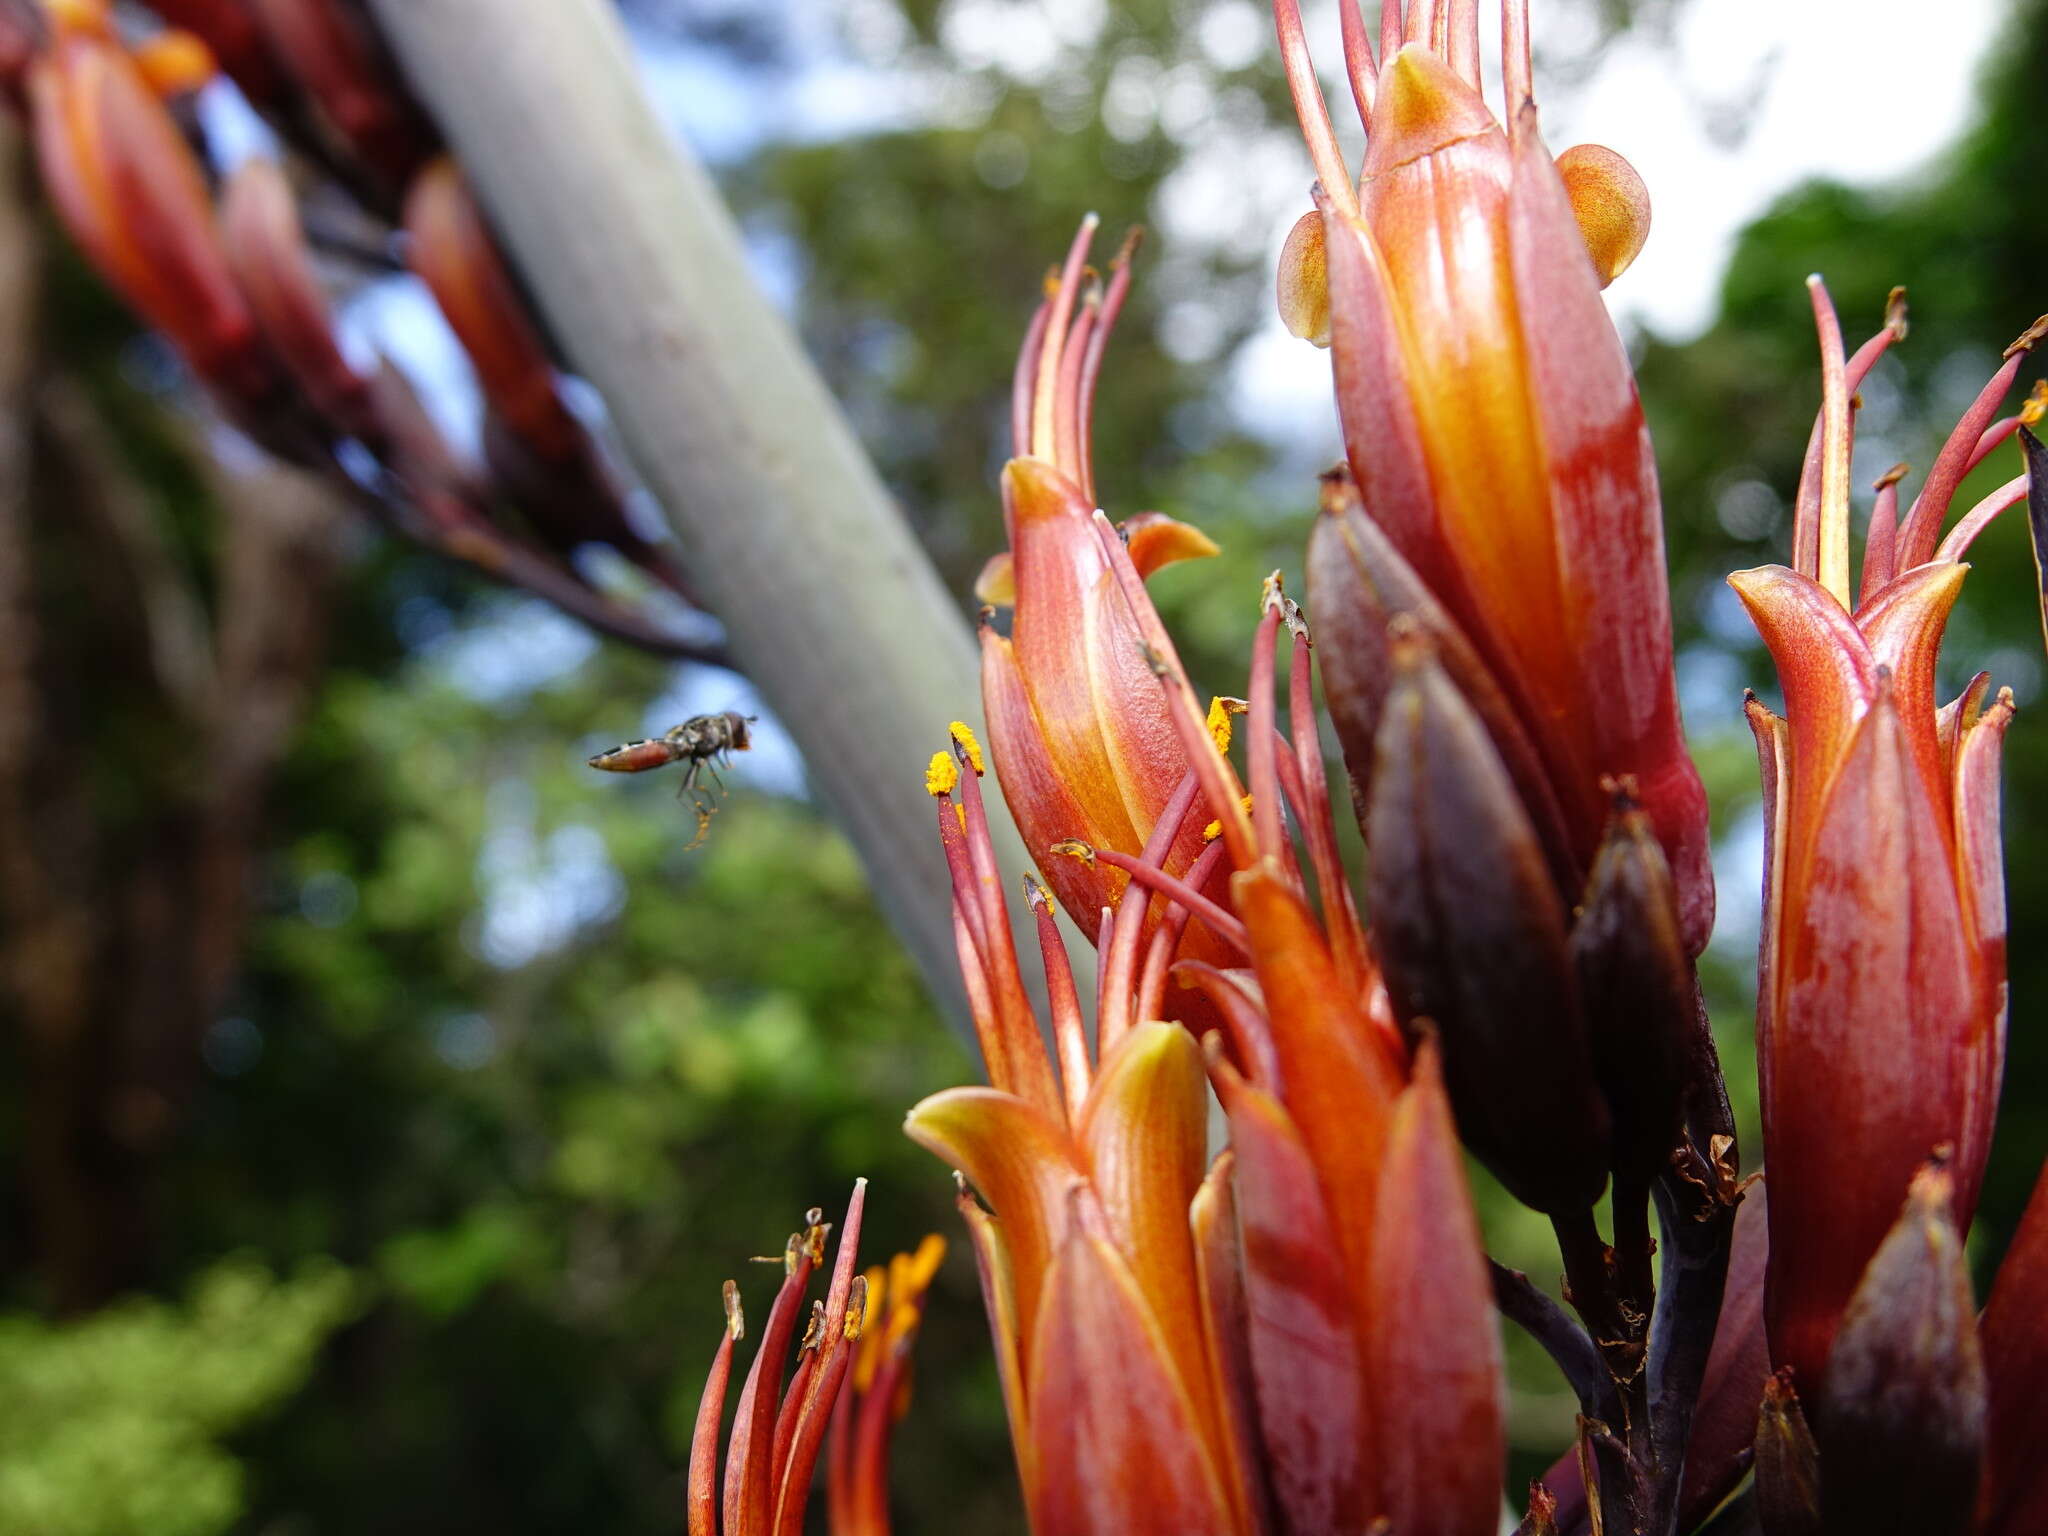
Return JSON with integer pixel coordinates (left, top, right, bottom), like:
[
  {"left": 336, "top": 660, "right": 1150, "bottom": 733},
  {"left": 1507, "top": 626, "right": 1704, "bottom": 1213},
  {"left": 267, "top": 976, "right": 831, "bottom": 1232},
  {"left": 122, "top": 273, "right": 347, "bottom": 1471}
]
[{"left": 364, "top": 0, "right": 1055, "bottom": 1031}]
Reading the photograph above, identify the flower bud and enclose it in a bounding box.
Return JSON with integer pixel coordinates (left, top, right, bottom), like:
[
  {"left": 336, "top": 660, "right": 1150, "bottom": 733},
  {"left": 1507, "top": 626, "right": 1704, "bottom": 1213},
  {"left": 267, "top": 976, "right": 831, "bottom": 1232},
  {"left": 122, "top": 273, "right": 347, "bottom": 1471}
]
[
  {"left": 1753, "top": 1369, "right": 1821, "bottom": 1536},
  {"left": 1364, "top": 1038, "right": 1504, "bottom": 1536},
  {"left": 249, "top": 0, "right": 434, "bottom": 192},
  {"left": 1366, "top": 622, "right": 1608, "bottom": 1214},
  {"left": 1978, "top": 1154, "right": 2048, "bottom": 1533},
  {"left": 1815, "top": 1162, "right": 1984, "bottom": 1535},
  {"left": 29, "top": 16, "right": 271, "bottom": 403},
  {"left": 219, "top": 158, "right": 376, "bottom": 441},
  {"left": 1569, "top": 781, "right": 1693, "bottom": 1186}
]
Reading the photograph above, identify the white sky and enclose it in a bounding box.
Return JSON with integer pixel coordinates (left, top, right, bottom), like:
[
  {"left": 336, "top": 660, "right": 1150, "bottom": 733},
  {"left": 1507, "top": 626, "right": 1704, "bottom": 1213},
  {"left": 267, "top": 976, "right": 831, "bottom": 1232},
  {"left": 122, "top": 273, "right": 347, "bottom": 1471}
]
[
  {"left": 1563, "top": 0, "right": 2011, "bottom": 337},
  {"left": 1233, "top": 0, "right": 2013, "bottom": 462}
]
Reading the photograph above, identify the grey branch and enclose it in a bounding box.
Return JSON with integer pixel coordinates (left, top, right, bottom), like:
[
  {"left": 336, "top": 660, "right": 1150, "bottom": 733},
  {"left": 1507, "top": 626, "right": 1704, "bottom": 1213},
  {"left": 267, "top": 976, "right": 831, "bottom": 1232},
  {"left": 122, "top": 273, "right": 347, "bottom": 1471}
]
[{"left": 365, "top": 0, "right": 1067, "bottom": 1031}]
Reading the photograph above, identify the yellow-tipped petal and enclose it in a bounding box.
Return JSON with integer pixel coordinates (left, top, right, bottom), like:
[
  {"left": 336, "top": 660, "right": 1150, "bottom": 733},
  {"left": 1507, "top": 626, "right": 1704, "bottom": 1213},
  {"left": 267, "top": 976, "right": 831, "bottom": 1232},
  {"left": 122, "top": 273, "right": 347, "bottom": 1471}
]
[
  {"left": 133, "top": 30, "right": 216, "bottom": 97},
  {"left": 1077, "top": 1024, "right": 1215, "bottom": 1453},
  {"left": 976, "top": 550, "right": 1017, "bottom": 607},
  {"left": 1277, "top": 208, "right": 1331, "bottom": 347},
  {"left": 904, "top": 1088, "right": 1084, "bottom": 1389},
  {"left": 1122, "top": 511, "right": 1221, "bottom": 578},
  {"left": 1554, "top": 143, "right": 1651, "bottom": 287}
]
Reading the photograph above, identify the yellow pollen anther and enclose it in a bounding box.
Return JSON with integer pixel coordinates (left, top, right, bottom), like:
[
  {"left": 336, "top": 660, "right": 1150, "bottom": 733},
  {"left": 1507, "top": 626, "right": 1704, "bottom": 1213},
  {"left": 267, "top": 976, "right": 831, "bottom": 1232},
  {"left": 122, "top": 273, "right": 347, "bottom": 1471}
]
[
  {"left": 949, "top": 721, "right": 985, "bottom": 775},
  {"left": 1207, "top": 696, "right": 1248, "bottom": 753},
  {"left": 844, "top": 1275, "right": 870, "bottom": 1340},
  {"left": 2022, "top": 380, "right": 2048, "bottom": 428},
  {"left": 1051, "top": 839, "right": 1096, "bottom": 864},
  {"left": 884, "top": 1300, "right": 922, "bottom": 1354},
  {"left": 925, "top": 751, "right": 958, "bottom": 798},
  {"left": 1023, "top": 873, "right": 1056, "bottom": 914},
  {"left": 722, "top": 1279, "right": 745, "bottom": 1341},
  {"left": 1205, "top": 794, "right": 1254, "bottom": 841},
  {"left": 907, "top": 1233, "right": 946, "bottom": 1287}
]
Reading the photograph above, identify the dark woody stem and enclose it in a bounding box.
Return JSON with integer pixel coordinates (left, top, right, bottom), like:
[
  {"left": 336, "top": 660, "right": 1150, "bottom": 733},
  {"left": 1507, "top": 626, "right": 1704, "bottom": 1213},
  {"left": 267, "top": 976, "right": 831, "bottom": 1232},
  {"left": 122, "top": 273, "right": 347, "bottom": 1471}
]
[
  {"left": 1490, "top": 1260, "right": 1621, "bottom": 1427},
  {"left": 1640, "top": 1003, "right": 1741, "bottom": 1536},
  {"left": 1552, "top": 1205, "right": 1642, "bottom": 1532}
]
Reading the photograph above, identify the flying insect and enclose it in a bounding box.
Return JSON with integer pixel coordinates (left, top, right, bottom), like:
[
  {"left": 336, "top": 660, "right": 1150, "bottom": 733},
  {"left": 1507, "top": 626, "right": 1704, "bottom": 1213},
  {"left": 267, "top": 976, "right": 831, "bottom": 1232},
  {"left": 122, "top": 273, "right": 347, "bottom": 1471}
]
[{"left": 588, "top": 710, "right": 754, "bottom": 846}]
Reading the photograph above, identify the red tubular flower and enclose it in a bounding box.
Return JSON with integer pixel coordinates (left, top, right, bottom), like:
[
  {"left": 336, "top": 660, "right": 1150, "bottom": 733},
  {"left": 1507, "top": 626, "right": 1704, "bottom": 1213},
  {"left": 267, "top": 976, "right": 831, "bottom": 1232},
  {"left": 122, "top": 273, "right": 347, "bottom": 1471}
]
[
  {"left": 687, "top": 1185, "right": 871, "bottom": 1536},
  {"left": 912, "top": 515, "right": 1500, "bottom": 1533},
  {"left": 403, "top": 156, "right": 582, "bottom": 465},
  {"left": 1276, "top": 0, "right": 1711, "bottom": 954},
  {"left": 1734, "top": 288, "right": 2044, "bottom": 1393},
  {"left": 219, "top": 157, "right": 378, "bottom": 442},
  {"left": 28, "top": 3, "right": 273, "bottom": 404},
  {"left": 147, "top": 0, "right": 285, "bottom": 105},
  {"left": 978, "top": 219, "right": 1219, "bottom": 946},
  {"left": 247, "top": 0, "right": 434, "bottom": 194},
  {"left": 1979, "top": 1154, "right": 2048, "bottom": 1534}
]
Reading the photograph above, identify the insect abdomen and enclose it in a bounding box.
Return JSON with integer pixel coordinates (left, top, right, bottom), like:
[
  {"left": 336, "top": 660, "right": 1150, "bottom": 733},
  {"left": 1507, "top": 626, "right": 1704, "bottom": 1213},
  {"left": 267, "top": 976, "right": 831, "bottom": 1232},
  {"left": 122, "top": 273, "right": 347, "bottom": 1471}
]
[{"left": 587, "top": 739, "right": 677, "bottom": 773}]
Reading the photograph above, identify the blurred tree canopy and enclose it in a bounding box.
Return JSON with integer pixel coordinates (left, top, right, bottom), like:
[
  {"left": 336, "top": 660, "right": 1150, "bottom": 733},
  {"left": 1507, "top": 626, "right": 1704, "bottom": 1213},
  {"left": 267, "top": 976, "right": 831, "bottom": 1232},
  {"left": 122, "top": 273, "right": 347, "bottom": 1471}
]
[{"left": 0, "top": 0, "right": 2042, "bottom": 1531}]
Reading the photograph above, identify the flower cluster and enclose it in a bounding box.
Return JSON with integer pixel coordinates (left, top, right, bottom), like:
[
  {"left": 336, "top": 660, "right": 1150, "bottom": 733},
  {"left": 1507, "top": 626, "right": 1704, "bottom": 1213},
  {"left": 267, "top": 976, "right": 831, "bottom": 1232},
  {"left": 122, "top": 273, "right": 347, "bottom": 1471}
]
[
  {"left": 898, "top": 1, "right": 2048, "bottom": 1533},
  {"left": 10, "top": 0, "right": 708, "bottom": 655}
]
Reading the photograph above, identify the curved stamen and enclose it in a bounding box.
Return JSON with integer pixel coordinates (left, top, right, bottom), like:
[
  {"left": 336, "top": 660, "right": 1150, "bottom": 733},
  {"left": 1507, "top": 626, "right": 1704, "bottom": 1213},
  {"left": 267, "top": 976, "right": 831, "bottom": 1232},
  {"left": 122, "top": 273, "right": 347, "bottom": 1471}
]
[
  {"left": 1897, "top": 315, "right": 2046, "bottom": 567},
  {"left": 1247, "top": 580, "right": 1288, "bottom": 861},
  {"left": 1273, "top": 0, "right": 1356, "bottom": 217},
  {"left": 1404, "top": 0, "right": 1436, "bottom": 51},
  {"left": 1024, "top": 875, "right": 1092, "bottom": 1126},
  {"left": 1286, "top": 623, "right": 1370, "bottom": 991},
  {"left": 1134, "top": 837, "right": 1232, "bottom": 1022},
  {"left": 1075, "top": 227, "right": 1143, "bottom": 506},
  {"left": 1503, "top": 0, "right": 1532, "bottom": 123},
  {"left": 1030, "top": 215, "right": 1099, "bottom": 462},
  {"left": 1858, "top": 463, "right": 1910, "bottom": 608},
  {"left": 1336, "top": 0, "right": 1377, "bottom": 131},
  {"left": 1806, "top": 276, "right": 1854, "bottom": 607},
  {"left": 1052, "top": 842, "right": 1252, "bottom": 957},
  {"left": 1053, "top": 281, "right": 1101, "bottom": 484},
  {"left": 1009, "top": 283, "right": 1055, "bottom": 467},
  {"left": 1792, "top": 288, "right": 1907, "bottom": 585},
  {"left": 1447, "top": 0, "right": 1479, "bottom": 86},
  {"left": 1097, "top": 768, "right": 1206, "bottom": 1053},
  {"left": 1934, "top": 473, "right": 2030, "bottom": 564}
]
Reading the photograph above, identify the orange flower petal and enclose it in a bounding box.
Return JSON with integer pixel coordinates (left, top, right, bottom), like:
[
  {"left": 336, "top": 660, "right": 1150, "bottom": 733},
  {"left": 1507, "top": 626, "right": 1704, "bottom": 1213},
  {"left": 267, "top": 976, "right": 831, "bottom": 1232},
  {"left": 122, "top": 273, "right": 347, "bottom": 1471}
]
[
  {"left": 1206, "top": 1049, "right": 1372, "bottom": 1533},
  {"left": 1509, "top": 120, "right": 1710, "bottom": 948},
  {"left": 1552, "top": 143, "right": 1650, "bottom": 287},
  {"left": 1765, "top": 680, "right": 1979, "bottom": 1387},
  {"left": 1025, "top": 1195, "right": 1241, "bottom": 1535},
  {"left": 1076, "top": 1024, "right": 1216, "bottom": 1456},
  {"left": 1366, "top": 1039, "right": 1504, "bottom": 1536},
  {"left": 902, "top": 1087, "right": 1083, "bottom": 1389}
]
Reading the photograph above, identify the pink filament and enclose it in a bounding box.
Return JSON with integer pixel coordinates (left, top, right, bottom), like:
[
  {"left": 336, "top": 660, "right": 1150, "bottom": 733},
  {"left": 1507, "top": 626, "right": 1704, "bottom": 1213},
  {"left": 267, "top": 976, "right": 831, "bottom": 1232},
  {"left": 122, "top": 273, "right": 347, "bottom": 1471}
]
[
  {"left": 1273, "top": 0, "right": 1356, "bottom": 215},
  {"left": 1934, "top": 473, "right": 2030, "bottom": 564},
  {"left": 1897, "top": 350, "right": 2025, "bottom": 568}
]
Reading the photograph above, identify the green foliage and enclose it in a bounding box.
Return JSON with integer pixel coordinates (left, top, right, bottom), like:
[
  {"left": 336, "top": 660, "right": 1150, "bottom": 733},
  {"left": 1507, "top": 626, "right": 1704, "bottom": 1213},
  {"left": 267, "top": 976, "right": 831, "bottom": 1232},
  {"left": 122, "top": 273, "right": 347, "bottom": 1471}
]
[{"left": 0, "top": 1258, "right": 360, "bottom": 1536}]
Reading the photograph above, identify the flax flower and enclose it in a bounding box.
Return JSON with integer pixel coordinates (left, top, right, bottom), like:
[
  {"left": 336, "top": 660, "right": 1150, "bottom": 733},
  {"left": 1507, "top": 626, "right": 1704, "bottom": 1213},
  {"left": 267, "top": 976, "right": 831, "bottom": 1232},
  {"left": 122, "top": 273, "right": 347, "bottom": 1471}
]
[
  {"left": 976, "top": 218, "right": 1220, "bottom": 946},
  {"left": 687, "top": 1185, "right": 871, "bottom": 1536},
  {"left": 912, "top": 547, "right": 1498, "bottom": 1532},
  {"left": 1735, "top": 288, "right": 2044, "bottom": 1396}
]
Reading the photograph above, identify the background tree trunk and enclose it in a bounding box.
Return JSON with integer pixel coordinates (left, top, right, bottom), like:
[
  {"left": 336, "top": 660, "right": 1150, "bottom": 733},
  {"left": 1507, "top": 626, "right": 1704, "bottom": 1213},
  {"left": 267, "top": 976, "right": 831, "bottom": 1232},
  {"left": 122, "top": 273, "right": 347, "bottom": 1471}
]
[{"left": 364, "top": 0, "right": 1063, "bottom": 1032}]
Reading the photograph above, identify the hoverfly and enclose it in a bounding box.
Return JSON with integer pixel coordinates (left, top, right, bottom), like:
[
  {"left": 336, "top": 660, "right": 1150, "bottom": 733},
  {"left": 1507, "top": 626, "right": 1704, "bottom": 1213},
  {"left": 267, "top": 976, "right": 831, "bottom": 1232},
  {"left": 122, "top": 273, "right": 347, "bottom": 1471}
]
[{"left": 588, "top": 710, "right": 754, "bottom": 847}]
